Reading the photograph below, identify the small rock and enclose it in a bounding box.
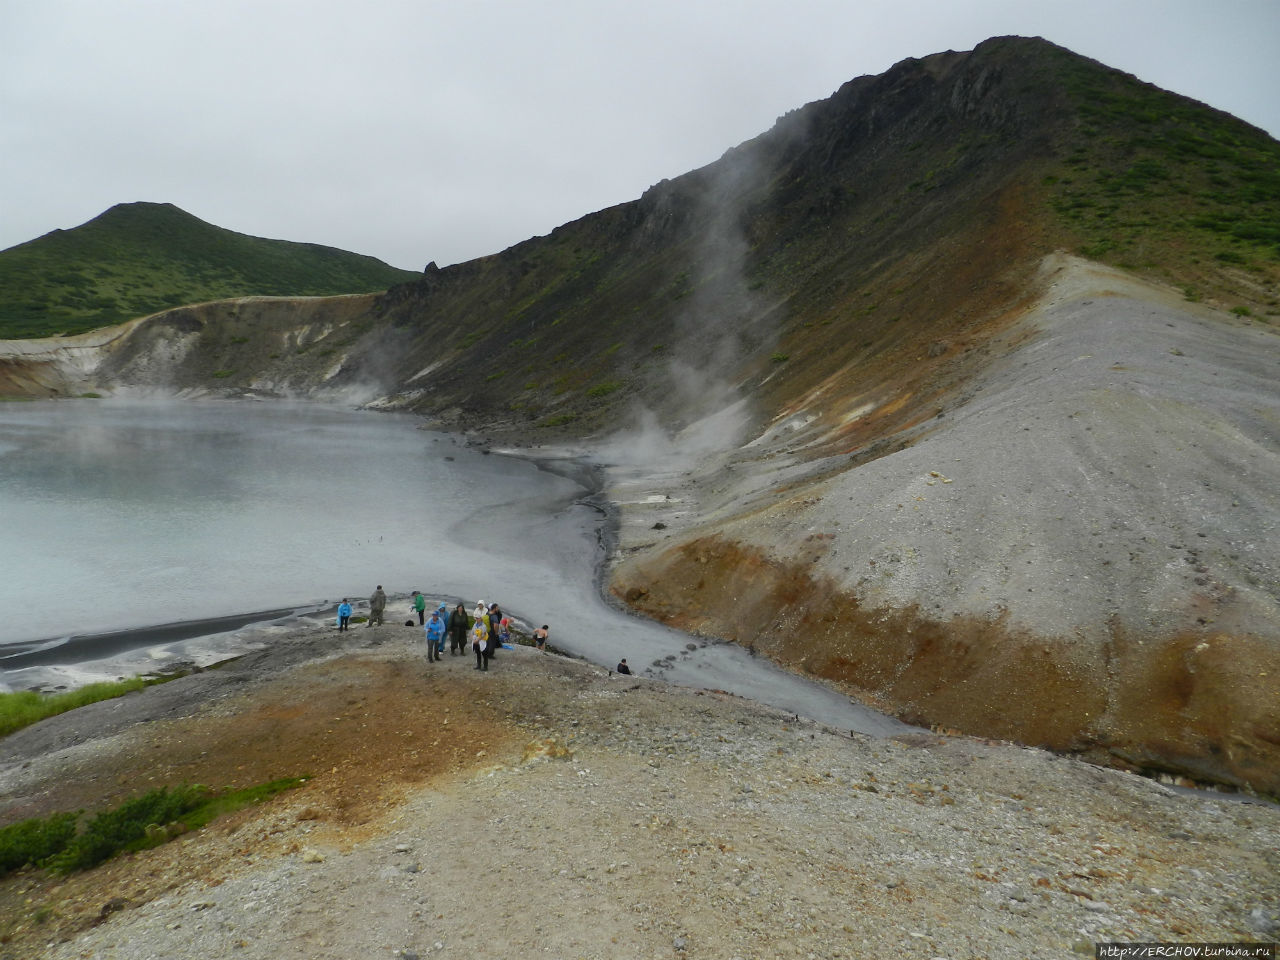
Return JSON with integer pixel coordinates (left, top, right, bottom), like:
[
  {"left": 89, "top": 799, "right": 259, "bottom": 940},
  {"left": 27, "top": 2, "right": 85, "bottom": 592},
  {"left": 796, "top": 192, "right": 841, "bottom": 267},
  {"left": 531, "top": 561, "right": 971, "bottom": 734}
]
[
  {"left": 99, "top": 898, "right": 128, "bottom": 918},
  {"left": 674, "top": 935, "right": 688, "bottom": 952},
  {"left": 1249, "top": 908, "right": 1278, "bottom": 936},
  {"left": 301, "top": 848, "right": 325, "bottom": 863}
]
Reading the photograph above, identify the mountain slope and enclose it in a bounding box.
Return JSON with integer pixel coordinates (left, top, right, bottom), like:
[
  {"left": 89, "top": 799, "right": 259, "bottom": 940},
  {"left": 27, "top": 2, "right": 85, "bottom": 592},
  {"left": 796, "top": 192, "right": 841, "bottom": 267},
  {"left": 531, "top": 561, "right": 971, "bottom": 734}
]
[
  {"left": 0, "top": 202, "right": 417, "bottom": 339},
  {"left": 2, "top": 36, "right": 1277, "bottom": 792},
  {"left": 610, "top": 255, "right": 1280, "bottom": 793}
]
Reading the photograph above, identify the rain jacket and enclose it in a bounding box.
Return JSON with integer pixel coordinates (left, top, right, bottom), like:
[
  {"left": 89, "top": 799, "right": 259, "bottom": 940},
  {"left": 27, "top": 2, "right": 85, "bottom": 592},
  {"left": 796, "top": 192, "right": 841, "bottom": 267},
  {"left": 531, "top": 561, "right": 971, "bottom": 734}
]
[{"left": 425, "top": 614, "right": 446, "bottom": 645}]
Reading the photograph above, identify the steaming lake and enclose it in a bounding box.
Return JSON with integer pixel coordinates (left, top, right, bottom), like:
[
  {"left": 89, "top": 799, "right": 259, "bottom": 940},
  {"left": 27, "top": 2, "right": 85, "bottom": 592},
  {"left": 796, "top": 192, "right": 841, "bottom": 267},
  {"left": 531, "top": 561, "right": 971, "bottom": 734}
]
[{"left": 0, "top": 398, "right": 905, "bottom": 734}]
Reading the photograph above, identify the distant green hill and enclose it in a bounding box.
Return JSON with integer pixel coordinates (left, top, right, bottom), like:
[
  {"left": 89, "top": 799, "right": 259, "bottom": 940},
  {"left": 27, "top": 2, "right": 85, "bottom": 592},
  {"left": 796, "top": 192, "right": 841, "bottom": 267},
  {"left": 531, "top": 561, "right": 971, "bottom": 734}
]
[{"left": 0, "top": 202, "right": 419, "bottom": 339}]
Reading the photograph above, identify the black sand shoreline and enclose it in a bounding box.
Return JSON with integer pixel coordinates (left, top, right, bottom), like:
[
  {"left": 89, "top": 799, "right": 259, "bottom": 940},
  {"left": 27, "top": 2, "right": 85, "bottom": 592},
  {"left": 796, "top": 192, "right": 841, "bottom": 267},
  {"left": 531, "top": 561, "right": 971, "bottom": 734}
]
[{"left": 0, "top": 605, "right": 326, "bottom": 671}]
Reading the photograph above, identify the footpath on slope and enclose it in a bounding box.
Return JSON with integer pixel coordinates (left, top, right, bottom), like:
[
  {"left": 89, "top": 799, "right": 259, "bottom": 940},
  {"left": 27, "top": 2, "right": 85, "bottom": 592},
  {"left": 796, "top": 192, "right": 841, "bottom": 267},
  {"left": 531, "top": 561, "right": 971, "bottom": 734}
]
[{"left": 0, "top": 618, "right": 1277, "bottom": 960}]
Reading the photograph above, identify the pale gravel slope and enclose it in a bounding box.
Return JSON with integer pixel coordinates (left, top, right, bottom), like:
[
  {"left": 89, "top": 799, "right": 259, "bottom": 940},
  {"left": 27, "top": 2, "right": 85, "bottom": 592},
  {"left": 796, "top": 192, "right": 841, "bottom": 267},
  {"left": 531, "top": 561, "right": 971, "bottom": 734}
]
[{"left": 609, "top": 255, "right": 1280, "bottom": 643}]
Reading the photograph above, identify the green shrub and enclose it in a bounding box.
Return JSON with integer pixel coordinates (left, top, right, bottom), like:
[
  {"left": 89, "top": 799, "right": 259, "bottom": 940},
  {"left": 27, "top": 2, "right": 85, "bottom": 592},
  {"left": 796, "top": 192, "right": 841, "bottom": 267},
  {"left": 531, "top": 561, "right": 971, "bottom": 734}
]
[
  {"left": 586, "top": 381, "right": 621, "bottom": 397},
  {"left": 0, "top": 778, "right": 306, "bottom": 878},
  {"left": 47, "top": 785, "right": 212, "bottom": 873},
  {"left": 0, "top": 813, "right": 78, "bottom": 873}
]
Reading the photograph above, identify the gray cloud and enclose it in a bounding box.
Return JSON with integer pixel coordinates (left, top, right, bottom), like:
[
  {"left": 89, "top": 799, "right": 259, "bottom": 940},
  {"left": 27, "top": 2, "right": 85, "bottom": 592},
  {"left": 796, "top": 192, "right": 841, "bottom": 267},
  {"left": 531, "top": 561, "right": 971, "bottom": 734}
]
[{"left": 2, "top": 0, "right": 1277, "bottom": 271}]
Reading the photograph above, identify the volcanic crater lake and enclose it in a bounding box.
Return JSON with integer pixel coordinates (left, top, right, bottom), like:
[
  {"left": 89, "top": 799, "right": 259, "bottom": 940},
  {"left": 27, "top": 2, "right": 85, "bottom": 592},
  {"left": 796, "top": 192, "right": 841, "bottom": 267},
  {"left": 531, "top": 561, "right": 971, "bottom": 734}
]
[{"left": 0, "top": 398, "right": 905, "bottom": 735}]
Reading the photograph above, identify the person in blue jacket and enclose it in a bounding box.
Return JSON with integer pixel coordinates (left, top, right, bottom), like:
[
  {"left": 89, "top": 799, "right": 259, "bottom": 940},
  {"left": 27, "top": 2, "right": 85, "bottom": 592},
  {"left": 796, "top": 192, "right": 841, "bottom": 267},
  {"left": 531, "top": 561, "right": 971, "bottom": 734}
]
[
  {"left": 424, "top": 608, "right": 446, "bottom": 662},
  {"left": 337, "top": 599, "right": 352, "bottom": 632},
  {"left": 434, "top": 604, "right": 449, "bottom": 656}
]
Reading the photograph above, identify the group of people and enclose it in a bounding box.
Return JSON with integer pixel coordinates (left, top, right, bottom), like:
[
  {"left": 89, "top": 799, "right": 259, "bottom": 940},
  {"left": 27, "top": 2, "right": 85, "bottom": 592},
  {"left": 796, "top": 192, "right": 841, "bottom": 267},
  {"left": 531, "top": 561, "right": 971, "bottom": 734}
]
[{"left": 337, "top": 587, "right": 555, "bottom": 674}]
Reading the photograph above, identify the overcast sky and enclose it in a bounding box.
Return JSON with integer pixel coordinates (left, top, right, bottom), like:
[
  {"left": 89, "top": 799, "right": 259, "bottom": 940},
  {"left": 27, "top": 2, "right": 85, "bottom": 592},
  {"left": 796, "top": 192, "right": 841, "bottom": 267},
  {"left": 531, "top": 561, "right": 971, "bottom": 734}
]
[{"left": 2, "top": 0, "right": 1277, "bottom": 271}]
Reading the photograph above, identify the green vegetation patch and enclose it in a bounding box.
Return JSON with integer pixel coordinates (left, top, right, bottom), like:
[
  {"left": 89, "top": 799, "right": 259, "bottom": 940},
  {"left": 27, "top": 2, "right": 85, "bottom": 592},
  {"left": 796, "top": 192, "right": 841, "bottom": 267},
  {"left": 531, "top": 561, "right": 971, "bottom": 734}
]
[
  {"left": 1042, "top": 45, "right": 1280, "bottom": 285},
  {"left": 0, "top": 202, "right": 417, "bottom": 339},
  {"left": 0, "top": 779, "right": 306, "bottom": 877},
  {"left": 0, "top": 679, "right": 163, "bottom": 738},
  {"left": 585, "top": 380, "right": 621, "bottom": 397}
]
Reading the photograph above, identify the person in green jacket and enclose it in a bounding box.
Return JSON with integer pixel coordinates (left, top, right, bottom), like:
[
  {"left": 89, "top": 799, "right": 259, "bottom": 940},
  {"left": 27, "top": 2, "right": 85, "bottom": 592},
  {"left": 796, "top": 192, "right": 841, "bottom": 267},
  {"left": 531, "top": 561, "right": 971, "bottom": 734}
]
[{"left": 411, "top": 590, "right": 426, "bottom": 626}]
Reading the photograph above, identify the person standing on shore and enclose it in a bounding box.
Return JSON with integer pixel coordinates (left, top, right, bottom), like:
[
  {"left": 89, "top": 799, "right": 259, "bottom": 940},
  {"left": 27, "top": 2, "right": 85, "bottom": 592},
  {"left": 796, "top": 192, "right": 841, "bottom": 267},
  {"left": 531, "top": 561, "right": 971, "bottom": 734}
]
[
  {"left": 424, "top": 608, "right": 446, "bottom": 662},
  {"left": 369, "top": 585, "right": 387, "bottom": 627},
  {"left": 337, "top": 599, "right": 353, "bottom": 632},
  {"left": 533, "top": 625, "right": 549, "bottom": 651},
  {"left": 447, "top": 602, "right": 469, "bottom": 655},
  {"left": 471, "top": 608, "right": 490, "bottom": 671},
  {"left": 487, "top": 602, "right": 503, "bottom": 658},
  {"left": 412, "top": 591, "right": 426, "bottom": 626}
]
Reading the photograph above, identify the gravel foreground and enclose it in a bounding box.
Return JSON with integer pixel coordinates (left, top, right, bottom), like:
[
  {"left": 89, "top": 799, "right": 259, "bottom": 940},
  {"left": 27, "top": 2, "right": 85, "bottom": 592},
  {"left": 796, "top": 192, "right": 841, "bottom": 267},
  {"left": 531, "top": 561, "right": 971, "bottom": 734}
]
[{"left": 1, "top": 621, "right": 1277, "bottom": 960}]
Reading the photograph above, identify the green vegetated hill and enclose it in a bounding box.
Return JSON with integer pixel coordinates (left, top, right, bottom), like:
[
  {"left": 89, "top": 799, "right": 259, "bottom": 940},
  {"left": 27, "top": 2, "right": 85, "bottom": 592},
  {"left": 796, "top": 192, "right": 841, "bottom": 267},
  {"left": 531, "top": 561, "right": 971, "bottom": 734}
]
[
  {"left": 0, "top": 202, "right": 418, "bottom": 339},
  {"left": 361, "top": 36, "right": 1278, "bottom": 438}
]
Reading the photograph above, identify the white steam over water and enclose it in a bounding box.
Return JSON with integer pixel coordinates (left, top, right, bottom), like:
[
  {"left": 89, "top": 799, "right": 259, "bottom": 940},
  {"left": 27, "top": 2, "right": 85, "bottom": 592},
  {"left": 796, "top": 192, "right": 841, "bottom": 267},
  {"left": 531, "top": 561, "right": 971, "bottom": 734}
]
[{"left": 0, "top": 398, "right": 905, "bottom": 735}]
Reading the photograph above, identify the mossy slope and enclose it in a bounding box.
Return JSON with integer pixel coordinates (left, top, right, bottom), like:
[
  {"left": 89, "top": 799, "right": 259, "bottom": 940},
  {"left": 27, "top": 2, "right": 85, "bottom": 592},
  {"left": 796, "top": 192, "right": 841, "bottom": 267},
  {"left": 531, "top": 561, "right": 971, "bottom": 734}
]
[{"left": 0, "top": 202, "right": 417, "bottom": 339}]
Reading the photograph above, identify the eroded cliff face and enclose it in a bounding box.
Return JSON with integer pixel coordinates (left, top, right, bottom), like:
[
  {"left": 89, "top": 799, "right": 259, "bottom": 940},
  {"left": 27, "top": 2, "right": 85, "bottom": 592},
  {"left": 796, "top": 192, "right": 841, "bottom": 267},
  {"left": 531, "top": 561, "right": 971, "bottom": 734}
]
[
  {"left": 0, "top": 294, "right": 387, "bottom": 403},
  {"left": 606, "top": 258, "right": 1280, "bottom": 795}
]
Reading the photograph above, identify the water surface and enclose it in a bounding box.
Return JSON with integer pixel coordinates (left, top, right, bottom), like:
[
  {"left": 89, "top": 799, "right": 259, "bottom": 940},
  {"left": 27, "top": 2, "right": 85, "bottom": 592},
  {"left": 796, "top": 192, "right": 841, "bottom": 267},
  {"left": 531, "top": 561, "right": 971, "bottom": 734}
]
[{"left": 0, "top": 398, "right": 906, "bottom": 735}]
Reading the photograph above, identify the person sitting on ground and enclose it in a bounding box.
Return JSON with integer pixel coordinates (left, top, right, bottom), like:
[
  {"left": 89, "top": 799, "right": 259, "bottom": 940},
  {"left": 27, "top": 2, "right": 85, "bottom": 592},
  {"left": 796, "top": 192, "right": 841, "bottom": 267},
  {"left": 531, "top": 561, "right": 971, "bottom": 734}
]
[
  {"left": 616, "top": 658, "right": 632, "bottom": 675},
  {"left": 533, "top": 625, "right": 549, "bottom": 651}
]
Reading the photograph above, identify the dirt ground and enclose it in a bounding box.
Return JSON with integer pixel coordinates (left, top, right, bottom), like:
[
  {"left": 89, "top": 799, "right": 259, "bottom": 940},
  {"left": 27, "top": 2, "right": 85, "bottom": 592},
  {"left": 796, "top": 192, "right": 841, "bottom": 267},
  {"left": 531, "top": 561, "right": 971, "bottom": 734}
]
[
  {"left": 1, "top": 621, "right": 1277, "bottom": 960},
  {"left": 0, "top": 628, "right": 527, "bottom": 954}
]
